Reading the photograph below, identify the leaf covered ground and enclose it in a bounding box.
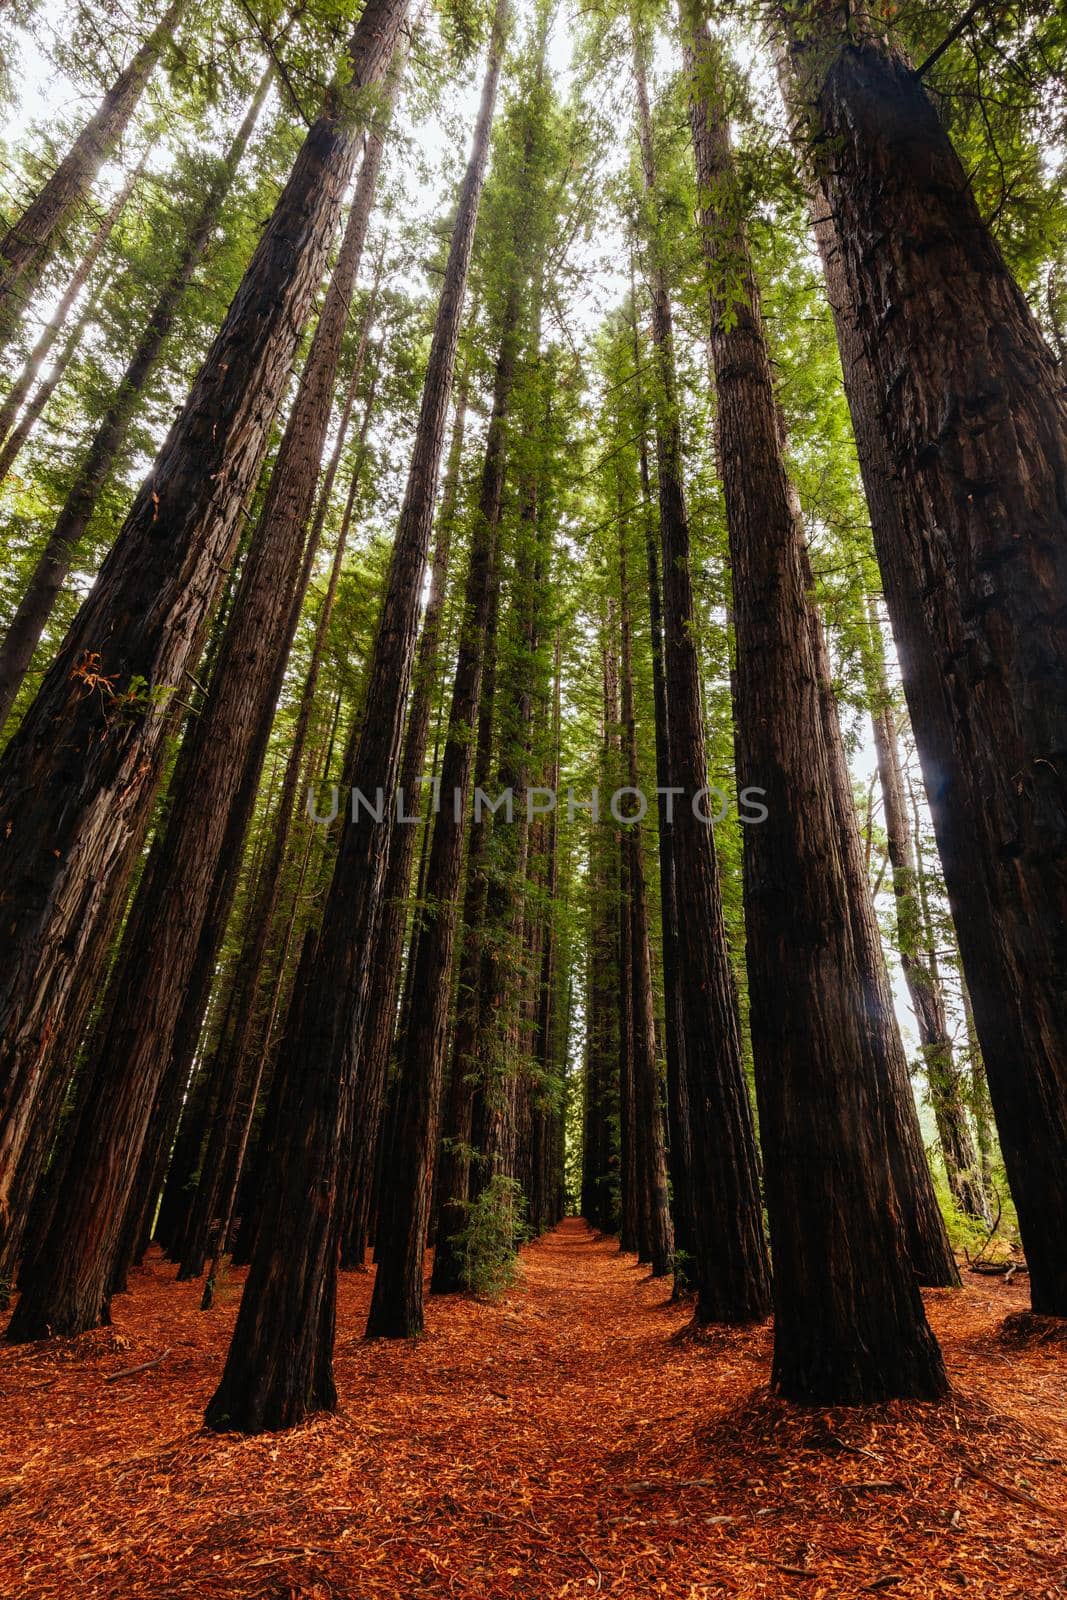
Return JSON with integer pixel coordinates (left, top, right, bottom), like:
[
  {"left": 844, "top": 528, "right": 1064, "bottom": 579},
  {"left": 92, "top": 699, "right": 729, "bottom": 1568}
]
[{"left": 1, "top": 1218, "right": 1065, "bottom": 1599}]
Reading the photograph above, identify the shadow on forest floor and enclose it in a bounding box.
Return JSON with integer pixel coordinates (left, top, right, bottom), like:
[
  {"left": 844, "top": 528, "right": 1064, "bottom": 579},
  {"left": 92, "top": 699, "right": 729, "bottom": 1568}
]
[{"left": 1, "top": 1217, "right": 1065, "bottom": 1599}]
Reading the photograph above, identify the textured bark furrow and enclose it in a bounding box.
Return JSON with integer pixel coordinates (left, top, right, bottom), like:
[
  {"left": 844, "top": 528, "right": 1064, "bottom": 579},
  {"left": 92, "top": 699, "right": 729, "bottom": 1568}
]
[
  {"left": 0, "top": 0, "right": 408, "bottom": 1283},
  {"left": 784, "top": 7, "right": 1067, "bottom": 1312},
  {"left": 6, "top": 65, "right": 400, "bottom": 1341},
  {"left": 685, "top": 11, "right": 946, "bottom": 1399}
]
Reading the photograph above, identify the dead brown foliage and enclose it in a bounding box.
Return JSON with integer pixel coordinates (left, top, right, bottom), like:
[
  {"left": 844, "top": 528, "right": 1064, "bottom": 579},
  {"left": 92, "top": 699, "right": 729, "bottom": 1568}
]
[{"left": 1, "top": 1219, "right": 1064, "bottom": 1598}]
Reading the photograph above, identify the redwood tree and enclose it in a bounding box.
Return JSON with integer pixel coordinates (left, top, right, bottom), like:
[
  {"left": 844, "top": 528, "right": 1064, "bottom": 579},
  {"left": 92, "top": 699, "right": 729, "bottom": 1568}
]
[
  {"left": 0, "top": 153, "right": 143, "bottom": 460},
  {"left": 348, "top": 365, "right": 470, "bottom": 1274},
  {"left": 367, "top": 273, "right": 522, "bottom": 1341},
  {"left": 865, "top": 607, "right": 989, "bottom": 1223},
  {"left": 618, "top": 520, "right": 671, "bottom": 1277},
  {"left": 782, "top": 0, "right": 1067, "bottom": 1316},
  {"left": 204, "top": 0, "right": 509, "bottom": 1430},
  {"left": 6, "top": 54, "right": 404, "bottom": 1342},
  {"left": 0, "top": 0, "right": 408, "bottom": 1255},
  {"left": 0, "top": 63, "right": 275, "bottom": 728},
  {"left": 630, "top": 9, "right": 771, "bottom": 1325},
  {"left": 684, "top": 9, "right": 946, "bottom": 1399},
  {"left": 0, "top": 0, "right": 185, "bottom": 351}
]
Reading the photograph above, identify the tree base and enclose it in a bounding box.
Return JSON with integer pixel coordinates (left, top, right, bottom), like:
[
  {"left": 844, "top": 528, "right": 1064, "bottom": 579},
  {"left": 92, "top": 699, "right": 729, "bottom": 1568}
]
[
  {"left": 204, "top": 1369, "right": 338, "bottom": 1434},
  {"left": 771, "top": 1328, "right": 949, "bottom": 1406}
]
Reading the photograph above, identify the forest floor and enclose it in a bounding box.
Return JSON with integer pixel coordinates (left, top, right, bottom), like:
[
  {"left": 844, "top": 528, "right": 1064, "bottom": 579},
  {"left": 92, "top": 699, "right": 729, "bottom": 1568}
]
[{"left": 1, "top": 1220, "right": 1065, "bottom": 1600}]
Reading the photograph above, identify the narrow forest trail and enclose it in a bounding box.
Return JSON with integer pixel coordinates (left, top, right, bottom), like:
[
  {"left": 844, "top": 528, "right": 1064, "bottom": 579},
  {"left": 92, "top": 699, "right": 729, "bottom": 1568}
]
[{"left": 1, "top": 1219, "right": 1066, "bottom": 1599}]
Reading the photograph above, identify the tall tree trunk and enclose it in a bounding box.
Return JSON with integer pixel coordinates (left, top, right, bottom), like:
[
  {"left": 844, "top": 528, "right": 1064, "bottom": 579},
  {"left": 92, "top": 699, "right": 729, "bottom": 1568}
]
[
  {"left": 819, "top": 679, "right": 962, "bottom": 1279},
  {"left": 632, "top": 346, "right": 693, "bottom": 1290},
  {"left": 959, "top": 975, "right": 994, "bottom": 1197},
  {"left": 200, "top": 827, "right": 315, "bottom": 1312},
  {"left": 804, "top": 566, "right": 957, "bottom": 1287},
  {"left": 6, "top": 64, "right": 399, "bottom": 1342},
  {"left": 631, "top": 11, "right": 771, "bottom": 1325},
  {"left": 174, "top": 244, "right": 386, "bottom": 1292},
  {"left": 227, "top": 349, "right": 380, "bottom": 1129},
  {"left": 428, "top": 467, "right": 501, "bottom": 1294},
  {"left": 228, "top": 855, "right": 325, "bottom": 1271},
  {"left": 349, "top": 364, "right": 470, "bottom": 1273},
  {"left": 112, "top": 696, "right": 287, "bottom": 1293},
  {"left": 196, "top": 358, "right": 380, "bottom": 1287},
  {"left": 684, "top": 9, "right": 946, "bottom": 1399},
  {"left": 782, "top": 1, "right": 1067, "bottom": 1315},
  {"left": 619, "top": 522, "right": 672, "bottom": 1277},
  {"left": 0, "top": 0, "right": 185, "bottom": 351},
  {"left": 456, "top": 47, "right": 554, "bottom": 1202},
  {"left": 605, "top": 604, "right": 638, "bottom": 1254},
  {"left": 366, "top": 266, "right": 521, "bottom": 1341},
  {"left": 0, "top": 154, "right": 142, "bottom": 454},
  {"left": 204, "top": 2, "right": 506, "bottom": 1432},
  {"left": 584, "top": 777, "right": 620, "bottom": 1234},
  {"left": 0, "top": 276, "right": 107, "bottom": 498},
  {"left": 527, "top": 630, "right": 562, "bottom": 1238},
  {"left": 472, "top": 520, "right": 547, "bottom": 1192},
  {"left": 866, "top": 605, "right": 989, "bottom": 1222},
  {"left": 0, "top": 64, "right": 274, "bottom": 729},
  {"left": 0, "top": 0, "right": 407, "bottom": 1266}
]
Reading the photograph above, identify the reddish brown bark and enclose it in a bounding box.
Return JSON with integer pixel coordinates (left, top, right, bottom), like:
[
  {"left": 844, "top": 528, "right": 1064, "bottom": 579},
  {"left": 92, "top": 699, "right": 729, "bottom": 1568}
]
[
  {"left": 783, "top": 2, "right": 1067, "bottom": 1314},
  {"left": 685, "top": 9, "right": 946, "bottom": 1399},
  {"left": 0, "top": 0, "right": 408, "bottom": 1283},
  {"left": 6, "top": 64, "right": 400, "bottom": 1342}
]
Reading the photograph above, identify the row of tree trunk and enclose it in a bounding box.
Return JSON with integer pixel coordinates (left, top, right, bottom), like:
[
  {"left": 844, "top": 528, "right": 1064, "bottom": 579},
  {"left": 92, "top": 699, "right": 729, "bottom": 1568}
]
[{"left": 0, "top": 0, "right": 1062, "bottom": 1440}]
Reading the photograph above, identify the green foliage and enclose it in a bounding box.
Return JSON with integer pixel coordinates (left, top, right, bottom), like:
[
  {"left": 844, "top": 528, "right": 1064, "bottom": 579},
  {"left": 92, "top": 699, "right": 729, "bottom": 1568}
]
[
  {"left": 449, "top": 1175, "right": 530, "bottom": 1299},
  {"left": 933, "top": 1158, "right": 1020, "bottom": 1259}
]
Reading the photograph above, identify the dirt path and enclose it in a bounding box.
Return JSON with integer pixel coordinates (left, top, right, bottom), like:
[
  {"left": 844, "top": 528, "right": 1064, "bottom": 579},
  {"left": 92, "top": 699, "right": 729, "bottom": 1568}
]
[{"left": 1, "top": 1218, "right": 1065, "bottom": 1598}]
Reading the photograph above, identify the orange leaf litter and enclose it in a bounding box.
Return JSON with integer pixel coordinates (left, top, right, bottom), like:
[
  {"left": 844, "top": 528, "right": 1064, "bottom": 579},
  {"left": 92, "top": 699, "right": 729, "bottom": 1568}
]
[{"left": 1, "top": 1219, "right": 1065, "bottom": 1599}]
